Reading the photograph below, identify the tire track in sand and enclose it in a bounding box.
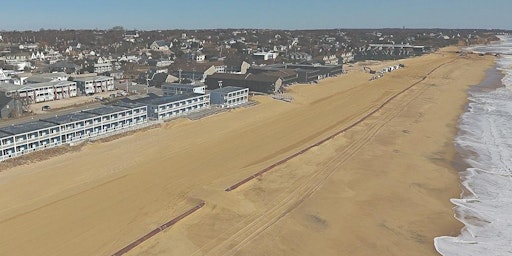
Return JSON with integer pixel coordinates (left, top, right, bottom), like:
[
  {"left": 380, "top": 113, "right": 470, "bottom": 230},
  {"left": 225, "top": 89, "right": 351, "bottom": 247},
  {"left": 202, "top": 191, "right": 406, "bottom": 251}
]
[{"left": 196, "top": 57, "right": 457, "bottom": 256}]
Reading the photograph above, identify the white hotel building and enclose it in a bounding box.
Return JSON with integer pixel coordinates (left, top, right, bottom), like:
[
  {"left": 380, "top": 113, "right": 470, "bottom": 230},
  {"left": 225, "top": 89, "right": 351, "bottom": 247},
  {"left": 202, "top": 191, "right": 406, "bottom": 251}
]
[
  {"left": 134, "top": 93, "right": 210, "bottom": 120},
  {"left": 73, "top": 76, "right": 115, "bottom": 95},
  {"left": 1, "top": 81, "right": 78, "bottom": 103},
  {"left": 209, "top": 86, "right": 249, "bottom": 108},
  {"left": 0, "top": 104, "right": 147, "bottom": 161},
  {"left": 0, "top": 121, "right": 61, "bottom": 159}
]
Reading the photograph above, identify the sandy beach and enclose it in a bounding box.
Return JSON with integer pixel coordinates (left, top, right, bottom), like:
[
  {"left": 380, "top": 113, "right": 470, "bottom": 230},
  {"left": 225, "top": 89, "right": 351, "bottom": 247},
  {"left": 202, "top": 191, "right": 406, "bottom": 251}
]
[{"left": 0, "top": 48, "right": 494, "bottom": 256}]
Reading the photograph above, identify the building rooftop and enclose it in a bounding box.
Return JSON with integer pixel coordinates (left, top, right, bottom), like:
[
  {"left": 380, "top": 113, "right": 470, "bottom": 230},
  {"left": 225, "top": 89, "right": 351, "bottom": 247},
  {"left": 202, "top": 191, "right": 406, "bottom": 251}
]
[
  {"left": 134, "top": 93, "right": 204, "bottom": 106},
  {"left": 73, "top": 76, "right": 112, "bottom": 82},
  {"left": 82, "top": 105, "right": 130, "bottom": 115},
  {"left": 0, "top": 120, "right": 58, "bottom": 135},
  {"left": 211, "top": 86, "right": 247, "bottom": 94},
  {"left": 162, "top": 83, "right": 205, "bottom": 89},
  {"left": 1, "top": 81, "right": 76, "bottom": 92},
  {"left": 0, "top": 130, "right": 14, "bottom": 139},
  {"left": 0, "top": 83, "right": 21, "bottom": 92},
  {"left": 26, "top": 72, "right": 69, "bottom": 83},
  {"left": 113, "top": 101, "right": 147, "bottom": 109},
  {"left": 207, "top": 73, "right": 280, "bottom": 83},
  {"left": 41, "top": 112, "right": 99, "bottom": 125}
]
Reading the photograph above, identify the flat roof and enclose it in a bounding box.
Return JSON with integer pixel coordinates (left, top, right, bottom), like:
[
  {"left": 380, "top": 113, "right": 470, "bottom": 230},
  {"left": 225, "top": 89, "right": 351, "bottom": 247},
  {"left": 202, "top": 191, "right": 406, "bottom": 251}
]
[
  {"left": 82, "top": 105, "right": 130, "bottom": 115},
  {"left": 134, "top": 93, "right": 204, "bottom": 106},
  {"left": 0, "top": 81, "right": 75, "bottom": 92},
  {"left": 211, "top": 86, "right": 247, "bottom": 94},
  {"left": 73, "top": 76, "right": 112, "bottom": 82},
  {"left": 26, "top": 81, "right": 76, "bottom": 89},
  {"left": 0, "top": 130, "right": 14, "bottom": 139},
  {"left": 0, "top": 83, "right": 21, "bottom": 92},
  {"left": 0, "top": 120, "right": 58, "bottom": 135},
  {"left": 41, "top": 112, "right": 99, "bottom": 125},
  {"left": 113, "top": 101, "right": 147, "bottom": 109},
  {"left": 162, "top": 83, "right": 205, "bottom": 89}
]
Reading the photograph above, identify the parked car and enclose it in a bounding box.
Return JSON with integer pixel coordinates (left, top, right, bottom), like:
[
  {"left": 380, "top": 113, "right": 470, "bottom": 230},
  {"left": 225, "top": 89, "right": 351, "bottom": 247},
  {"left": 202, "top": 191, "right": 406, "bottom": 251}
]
[{"left": 41, "top": 105, "right": 51, "bottom": 111}]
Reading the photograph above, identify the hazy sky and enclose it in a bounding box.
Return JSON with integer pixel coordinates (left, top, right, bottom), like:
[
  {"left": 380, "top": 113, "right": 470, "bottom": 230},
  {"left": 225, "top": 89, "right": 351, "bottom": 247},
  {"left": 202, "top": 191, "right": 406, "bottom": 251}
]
[{"left": 1, "top": 0, "right": 510, "bottom": 31}]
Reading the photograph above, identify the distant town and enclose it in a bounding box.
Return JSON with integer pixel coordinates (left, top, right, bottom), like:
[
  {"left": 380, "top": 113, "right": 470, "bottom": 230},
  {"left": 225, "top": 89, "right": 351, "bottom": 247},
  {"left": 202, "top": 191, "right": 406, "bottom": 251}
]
[{"left": 0, "top": 28, "right": 506, "bottom": 161}]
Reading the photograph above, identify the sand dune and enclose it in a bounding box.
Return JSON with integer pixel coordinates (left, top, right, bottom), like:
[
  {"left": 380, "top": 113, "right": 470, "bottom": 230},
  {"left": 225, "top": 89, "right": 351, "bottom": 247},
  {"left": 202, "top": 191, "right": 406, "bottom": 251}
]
[{"left": 0, "top": 49, "right": 493, "bottom": 256}]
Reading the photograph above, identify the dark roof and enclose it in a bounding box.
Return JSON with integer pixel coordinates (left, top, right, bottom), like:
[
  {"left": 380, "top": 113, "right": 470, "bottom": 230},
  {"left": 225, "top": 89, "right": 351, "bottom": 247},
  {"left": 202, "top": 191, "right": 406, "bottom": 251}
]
[
  {"left": 82, "top": 105, "right": 130, "bottom": 115},
  {"left": 0, "top": 121, "right": 58, "bottom": 135},
  {"left": 211, "top": 86, "right": 247, "bottom": 94},
  {"left": 153, "top": 40, "right": 169, "bottom": 47},
  {"left": 133, "top": 93, "right": 204, "bottom": 106},
  {"left": 206, "top": 73, "right": 280, "bottom": 83},
  {"left": 170, "top": 60, "right": 217, "bottom": 73},
  {"left": 125, "top": 30, "right": 138, "bottom": 36},
  {"left": 113, "top": 101, "right": 147, "bottom": 109},
  {"left": 0, "top": 93, "right": 13, "bottom": 108},
  {"left": 41, "top": 112, "right": 98, "bottom": 125},
  {"left": 162, "top": 83, "right": 204, "bottom": 89},
  {"left": 0, "top": 130, "right": 14, "bottom": 139}
]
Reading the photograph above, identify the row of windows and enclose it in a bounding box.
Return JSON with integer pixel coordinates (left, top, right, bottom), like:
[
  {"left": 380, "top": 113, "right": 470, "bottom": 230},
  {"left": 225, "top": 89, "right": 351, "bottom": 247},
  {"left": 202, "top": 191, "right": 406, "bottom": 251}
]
[
  {"left": 226, "top": 97, "right": 248, "bottom": 105},
  {"left": 158, "top": 98, "right": 209, "bottom": 111},
  {"left": 227, "top": 90, "right": 249, "bottom": 97},
  {"left": 157, "top": 104, "right": 206, "bottom": 119},
  {"left": 0, "top": 112, "right": 147, "bottom": 147}
]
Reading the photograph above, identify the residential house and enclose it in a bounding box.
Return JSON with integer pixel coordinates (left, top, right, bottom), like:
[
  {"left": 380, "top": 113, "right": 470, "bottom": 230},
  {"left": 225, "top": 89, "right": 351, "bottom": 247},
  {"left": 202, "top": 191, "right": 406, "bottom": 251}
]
[
  {"left": 147, "top": 58, "right": 173, "bottom": 67},
  {"left": 93, "top": 57, "right": 114, "bottom": 74},
  {"left": 288, "top": 52, "right": 312, "bottom": 62},
  {"left": 322, "top": 55, "right": 339, "bottom": 65},
  {"left": 73, "top": 76, "right": 114, "bottom": 95},
  {"left": 169, "top": 61, "right": 217, "bottom": 83},
  {"left": 150, "top": 40, "right": 172, "bottom": 51},
  {"left": 0, "top": 80, "right": 78, "bottom": 103},
  {"left": 0, "top": 93, "right": 23, "bottom": 119},
  {"left": 194, "top": 53, "right": 206, "bottom": 62},
  {"left": 123, "top": 30, "right": 139, "bottom": 42},
  {"left": 252, "top": 51, "right": 279, "bottom": 61}
]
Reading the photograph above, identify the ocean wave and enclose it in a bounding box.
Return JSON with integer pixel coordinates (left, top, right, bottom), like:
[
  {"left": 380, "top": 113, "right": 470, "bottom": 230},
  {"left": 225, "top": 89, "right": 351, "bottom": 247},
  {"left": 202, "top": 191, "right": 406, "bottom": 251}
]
[{"left": 434, "top": 36, "right": 512, "bottom": 256}]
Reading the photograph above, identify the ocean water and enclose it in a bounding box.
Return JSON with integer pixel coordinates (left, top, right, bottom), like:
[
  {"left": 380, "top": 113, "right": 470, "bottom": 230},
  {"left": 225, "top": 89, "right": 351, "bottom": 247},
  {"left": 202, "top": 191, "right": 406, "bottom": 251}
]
[{"left": 434, "top": 35, "right": 512, "bottom": 255}]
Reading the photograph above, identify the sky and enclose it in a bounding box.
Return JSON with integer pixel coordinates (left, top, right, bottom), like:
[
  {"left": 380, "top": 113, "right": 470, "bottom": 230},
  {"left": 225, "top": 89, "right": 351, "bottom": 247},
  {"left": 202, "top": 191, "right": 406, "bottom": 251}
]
[{"left": 0, "top": 0, "right": 511, "bottom": 31}]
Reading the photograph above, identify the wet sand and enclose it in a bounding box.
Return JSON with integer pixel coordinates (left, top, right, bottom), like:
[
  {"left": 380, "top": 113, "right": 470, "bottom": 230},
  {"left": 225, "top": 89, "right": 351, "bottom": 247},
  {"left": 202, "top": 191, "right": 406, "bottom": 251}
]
[{"left": 0, "top": 48, "right": 494, "bottom": 256}]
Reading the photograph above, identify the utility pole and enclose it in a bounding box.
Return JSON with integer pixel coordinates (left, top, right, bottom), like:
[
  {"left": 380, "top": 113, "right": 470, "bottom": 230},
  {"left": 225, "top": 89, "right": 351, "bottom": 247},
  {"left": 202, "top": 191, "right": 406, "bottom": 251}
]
[{"left": 178, "top": 68, "right": 182, "bottom": 83}]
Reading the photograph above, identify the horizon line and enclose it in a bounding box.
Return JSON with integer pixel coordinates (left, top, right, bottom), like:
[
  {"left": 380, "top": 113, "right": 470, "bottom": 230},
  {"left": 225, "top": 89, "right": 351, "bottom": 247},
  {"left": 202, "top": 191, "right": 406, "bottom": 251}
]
[{"left": 1, "top": 27, "right": 511, "bottom": 32}]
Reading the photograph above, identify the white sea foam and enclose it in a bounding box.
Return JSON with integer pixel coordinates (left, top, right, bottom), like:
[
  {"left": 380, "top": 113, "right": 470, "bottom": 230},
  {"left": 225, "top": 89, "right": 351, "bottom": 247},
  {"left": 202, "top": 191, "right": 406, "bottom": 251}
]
[{"left": 434, "top": 36, "right": 512, "bottom": 256}]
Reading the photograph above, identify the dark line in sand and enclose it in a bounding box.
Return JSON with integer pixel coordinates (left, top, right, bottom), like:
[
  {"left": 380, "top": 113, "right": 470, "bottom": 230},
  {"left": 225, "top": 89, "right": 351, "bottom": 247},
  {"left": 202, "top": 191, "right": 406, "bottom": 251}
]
[
  {"left": 111, "top": 201, "right": 205, "bottom": 256},
  {"left": 225, "top": 58, "right": 456, "bottom": 192}
]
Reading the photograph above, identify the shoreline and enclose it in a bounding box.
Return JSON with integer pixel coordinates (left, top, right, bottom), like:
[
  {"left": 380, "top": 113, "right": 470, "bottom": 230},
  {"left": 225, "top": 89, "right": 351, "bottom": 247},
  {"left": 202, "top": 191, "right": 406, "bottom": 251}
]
[{"left": 452, "top": 65, "right": 503, "bottom": 199}]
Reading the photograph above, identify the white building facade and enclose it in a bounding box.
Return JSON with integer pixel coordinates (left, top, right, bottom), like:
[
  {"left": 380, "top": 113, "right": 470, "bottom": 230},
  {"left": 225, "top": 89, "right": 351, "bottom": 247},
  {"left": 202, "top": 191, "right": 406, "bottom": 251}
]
[
  {"left": 2, "top": 81, "right": 78, "bottom": 103},
  {"left": 0, "top": 104, "right": 148, "bottom": 161},
  {"left": 74, "top": 76, "right": 115, "bottom": 95},
  {"left": 137, "top": 94, "right": 210, "bottom": 120},
  {"left": 210, "top": 86, "right": 249, "bottom": 108}
]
